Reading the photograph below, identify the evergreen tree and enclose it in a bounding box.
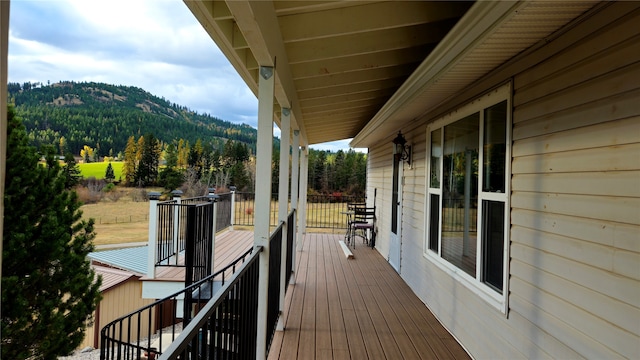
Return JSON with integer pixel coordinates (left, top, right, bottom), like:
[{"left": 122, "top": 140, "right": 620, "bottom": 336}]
[
  {"left": 135, "top": 133, "right": 159, "bottom": 186},
  {"left": 158, "top": 167, "right": 184, "bottom": 192},
  {"left": 165, "top": 141, "right": 178, "bottom": 168},
  {"left": 2, "top": 105, "right": 102, "bottom": 359},
  {"left": 229, "top": 162, "right": 250, "bottom": 191},
  {"left": 136, "top": 136, "right": 145, "bottom": 165},
  {"left": 123, "top": 136, "right": 137, "bottom": 186},
  {"left": 187, "top": 144, "right": 203, "bottom": 179},
  {"left": 105, "top": 162, "right": 115, "bottom": 183},
  {"left": 62, "top": 152, "right": 82, "bottom": 189},
  {"left": 177, "top": 138, "right": 189, "bottom": 168}
]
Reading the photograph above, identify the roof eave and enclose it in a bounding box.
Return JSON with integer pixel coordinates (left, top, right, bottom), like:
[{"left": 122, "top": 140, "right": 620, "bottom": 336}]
[{"left": 350, "top": 1, "right": 523, "bottom": 148}]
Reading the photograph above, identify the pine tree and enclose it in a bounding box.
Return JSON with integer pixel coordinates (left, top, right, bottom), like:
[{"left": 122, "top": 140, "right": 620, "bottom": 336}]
[
  {"left": 165, "top": 141, "right": 178, "bottom": 168},
  {"left": 123, "top": 136, "right": 137, "bottom": 186},
  {"left": 105, "top": 162, "right": 115, "bottom": 183},
  {"left": 62, "top": 152, "right": 82, "bottom": 189},
  {"left": 2, "top": 105, "right": 102, "bottom": 359},
  {"left": 135, "top": 133, "right": 159, "bottom": 186}
]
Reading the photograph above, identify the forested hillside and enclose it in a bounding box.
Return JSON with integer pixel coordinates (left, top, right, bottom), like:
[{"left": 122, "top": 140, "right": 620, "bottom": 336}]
[
  {"left": 8, "top": 81, "right": 257, "bottom": 157},
  {"left": 7, "top": 80, "right": 366, "bottom": 195}
]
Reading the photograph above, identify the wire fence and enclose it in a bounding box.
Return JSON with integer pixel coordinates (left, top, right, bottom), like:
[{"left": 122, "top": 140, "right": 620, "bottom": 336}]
[{"left": 94, "top": 214, "right": 150, "bottom": 224}]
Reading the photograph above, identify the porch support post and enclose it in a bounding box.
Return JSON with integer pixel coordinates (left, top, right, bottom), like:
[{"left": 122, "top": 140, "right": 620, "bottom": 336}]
[
  {"left": 277, "top": 108, "right": 291, "bottom": 331},
  {"left": 255, "top": 66, "right": 275, "bottom": 359},
  {"left": 147, "top": 192, "right": 161, "bottom": 279},
  {"left": 289, "top": 130, "right": 300, "bottom": 281},
  {"left": 0, "top": 0, "right": 9, "bottom": 296},
  {"left": 291, "top": 130, "right": 300, "bottom": 211},
  {"left": 297, "top": 145, "right": 309, "bottom": 246}
]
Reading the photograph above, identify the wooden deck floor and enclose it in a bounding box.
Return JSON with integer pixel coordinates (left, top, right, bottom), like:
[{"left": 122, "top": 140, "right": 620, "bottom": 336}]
[{"left": 268, "top": 232, "right": 469, "bottom": 360}]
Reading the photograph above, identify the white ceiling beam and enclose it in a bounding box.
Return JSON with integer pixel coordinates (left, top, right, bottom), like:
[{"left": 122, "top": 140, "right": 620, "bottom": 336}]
[
  {"left": 224, "top": 0, "right": 305, "bottom": 135},
  {"left": 273, "top": 1, "right": 380, "bottom": 17},
  {"left": 299, "top": 87, "right": 395, "bottom": 108},
  {"left": 279, "top": 1, "right": 471, "bottom": 42},
  {"left": 294, "top": 64, "right": 413, "bottom": 91},
  {"left": 297, "top": 78, "right": 404, "bottom": 101},
  {"left": 286, "top": 22, "right": 452, "bottom": 64},
  {"left": 290, "top": 47, "right": 429, "bottom": 80},
  {"left": 301, "top": 96, "right": 390, "bottom": 114}
]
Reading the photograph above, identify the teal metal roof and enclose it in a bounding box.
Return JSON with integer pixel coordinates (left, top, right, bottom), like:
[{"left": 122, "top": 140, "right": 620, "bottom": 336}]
[{"left": 89, "top": 246, "right": 148, "bottom": 276}]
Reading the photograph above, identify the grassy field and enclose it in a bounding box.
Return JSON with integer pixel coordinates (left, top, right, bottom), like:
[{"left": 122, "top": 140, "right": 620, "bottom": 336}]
[
  {"left": 79, "top": 161, "right": 124, "bottom": 180},
  {"left": 80, "top": 189, "right": 150, "bottom": 246},
  {"left": 82, "top": 189, "right": 350, "bottom": 247}
]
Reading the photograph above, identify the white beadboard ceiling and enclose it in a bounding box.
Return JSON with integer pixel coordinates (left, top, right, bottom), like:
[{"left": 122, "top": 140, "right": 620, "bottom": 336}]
[{"left": 184, "top": 0, "right": 599, "bottom": 147}]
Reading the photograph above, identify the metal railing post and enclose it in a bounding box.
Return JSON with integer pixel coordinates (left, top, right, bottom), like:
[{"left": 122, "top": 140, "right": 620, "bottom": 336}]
[
  {"left": 172, "top": 190, "right": 183, "bottom": 263},
  {"left": 147, "top": 191, "right": 161, "bottom": 279},
  {"left": 230, "top": 189, "right": 236, "bottom": 230},
  {"left": 209, "top": 193, "right": 219, "bottom": 279}
]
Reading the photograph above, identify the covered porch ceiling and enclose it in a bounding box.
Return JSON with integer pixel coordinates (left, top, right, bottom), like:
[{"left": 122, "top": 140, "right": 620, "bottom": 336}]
[{"left": 184, "top": 0, "right": 599, "bottom": 147}]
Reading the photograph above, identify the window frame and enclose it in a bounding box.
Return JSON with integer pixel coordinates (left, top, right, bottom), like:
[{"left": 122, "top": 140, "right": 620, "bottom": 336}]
[{"left": 423, "top": 83, "right": 512, "bottom": 314}]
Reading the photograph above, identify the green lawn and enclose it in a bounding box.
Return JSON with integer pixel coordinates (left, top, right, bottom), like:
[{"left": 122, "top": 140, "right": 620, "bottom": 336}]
[{"left": 79, "top": 161, "right": 124, "bottom": 180}]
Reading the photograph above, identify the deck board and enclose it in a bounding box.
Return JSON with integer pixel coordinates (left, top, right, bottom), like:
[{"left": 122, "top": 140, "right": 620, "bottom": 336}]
[{"left": 271, "top": 232, "right": 470, "bottom": 359}]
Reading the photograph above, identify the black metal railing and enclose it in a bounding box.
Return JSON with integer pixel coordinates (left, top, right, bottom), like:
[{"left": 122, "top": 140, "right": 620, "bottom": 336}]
[
  {"left": 306, "top": 194, "right": 364, "bottom": 229},
  {"left": 285, "top": 209, "right": 296, "bottom": 286},
  {"left": 215, "top": 192, "right": 232, "bottom": 232},
  {"left": 156, "top": 199, "right": 181, "bottom": 266},
  {"left": 266, "top": 222, "right": 283, "bottom": 353},
  {"left": 155, "top": 197, "right": 215, "bottom": 267},
  {"left": 155, "top": 199, "right": 215, "bottom": 273},
  {"left": 184, "top": 203, "right": 214, "bottom": 287},
  {"left": 233, "top": 192, "right": 280, "bottom": 227},
  {"left": 160, "top": 247, "right": 262, "bottom": 360},
  {"left": 233, "top": 192, "right": 364, "bottom": 230},
  {"left": 100, "top": 247, "right": 255, "bottom": 360}
]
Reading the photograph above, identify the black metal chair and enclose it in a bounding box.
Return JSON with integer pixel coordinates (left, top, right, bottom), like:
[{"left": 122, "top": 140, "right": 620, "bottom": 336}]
[
  {"left": 350, "top": 205, "right": 375, "bottom": 247},
  {"left": 344, "top": 202, "right": 364, "bottom": 247}
]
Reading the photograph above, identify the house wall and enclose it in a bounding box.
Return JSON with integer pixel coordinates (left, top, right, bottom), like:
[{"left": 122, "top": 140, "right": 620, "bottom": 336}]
[
  {"left": 367, "top": 2, "right": 639, "bottom": 358},
  {"left": 81, "top": 279, "right": 155, "bottom": 350}
]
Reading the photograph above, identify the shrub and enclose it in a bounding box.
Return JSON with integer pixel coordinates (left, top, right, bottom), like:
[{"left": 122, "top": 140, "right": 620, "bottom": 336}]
[
  {"left": 103, "top": 183, "right": 116, "bottom": 192},
  {"left": 131, "top": 188, "right": 149, "bottom": 202},
  {"left": 81, "top": 177, "right": 106, "bottom": 193},
  {"left": 75, "top": 186, "right": 102, "bottom": 204}
]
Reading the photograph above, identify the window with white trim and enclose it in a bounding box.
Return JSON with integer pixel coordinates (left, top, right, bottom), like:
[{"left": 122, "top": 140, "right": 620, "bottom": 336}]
[{"left": 425, "top": 84, "right": 511, "bottom": 310}]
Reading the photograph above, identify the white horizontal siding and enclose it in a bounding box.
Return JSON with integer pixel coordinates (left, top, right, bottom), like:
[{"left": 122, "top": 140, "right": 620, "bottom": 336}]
[
  {"left": 508, "top": 2, "right": 640, "bottom": 357},
  {"left": 367, "top": 141, "right": 392, "bottom": 258},
  {"left": 363, "top": 2, "right": 640, "bottom": 359},
  {"left": 512, "top": 142, "right": 640, "bottom": 174}
]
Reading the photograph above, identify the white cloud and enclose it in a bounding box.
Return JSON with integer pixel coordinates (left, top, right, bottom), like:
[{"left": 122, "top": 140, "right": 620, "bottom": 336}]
[
  {"left": 7, "top": 0, "right": 355, "bottom": 152},
  {"left": 8, "top": 0, "right": 257, "bottom": 125}
]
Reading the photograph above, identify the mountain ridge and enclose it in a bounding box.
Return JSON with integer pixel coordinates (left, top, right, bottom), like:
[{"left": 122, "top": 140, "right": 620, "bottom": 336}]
[{"left": 8, "top": 80, "right": 258, "bottom": 157}]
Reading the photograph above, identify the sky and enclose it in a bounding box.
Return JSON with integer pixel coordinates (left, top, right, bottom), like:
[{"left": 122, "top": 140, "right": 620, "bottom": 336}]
[{"left": 7, "top": 0, "right": 357, "bottom": 152}]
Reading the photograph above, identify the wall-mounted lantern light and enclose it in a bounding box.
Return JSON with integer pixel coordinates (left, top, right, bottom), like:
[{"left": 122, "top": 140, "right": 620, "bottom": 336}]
[{"left": 392, "top": 131, "right": 411, "bottom": 166}]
